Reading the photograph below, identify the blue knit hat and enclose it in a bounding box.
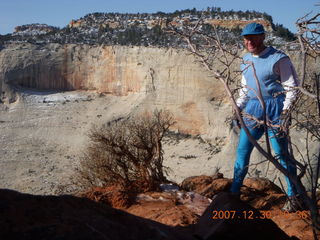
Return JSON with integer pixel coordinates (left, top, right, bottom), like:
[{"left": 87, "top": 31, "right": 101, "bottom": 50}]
[{"left": 241, "top": 23, "right": 265, "bottom": 36}]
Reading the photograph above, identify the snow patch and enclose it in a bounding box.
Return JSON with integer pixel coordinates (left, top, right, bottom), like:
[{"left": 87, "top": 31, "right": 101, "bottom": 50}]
[{"left": 19, "top": 89, "right": 98, "bottom": 104}]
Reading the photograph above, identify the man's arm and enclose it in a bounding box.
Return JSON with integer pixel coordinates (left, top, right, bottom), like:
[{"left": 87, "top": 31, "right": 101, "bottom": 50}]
[
  {"left": 236, "top": 75, "right": 249, "bottom": 110},
  {"left": 274, "top": 57, "right": 300, "bottom": 110}
]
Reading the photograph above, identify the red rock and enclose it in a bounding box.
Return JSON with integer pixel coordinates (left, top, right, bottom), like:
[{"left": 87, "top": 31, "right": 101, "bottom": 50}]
[
  {"left": 243, "top": 177, "right": 283, "bottom": 194},
  {"left": 194, "top": 192, "right": 297, "bottom": 240},
  {"left": 181, "top": 175, "right": 286, "bottom": 209},
  {"left": 81, "top": 184, "right": 134, "bottom": 208},
  {"left": 127, "top": 200, "right": 198, "bottom": 226},
  {"left": 180, "top": 175, "right": 232, "bottom": 198},
  {"left": 271, "top": 209, "right": 315, "bottom": 240},
  {"left": 126, "top": 191, "right": 211, "bottom": 226},
  {"left": 240, "top": 178, "right": 286, "bottom": 209}
]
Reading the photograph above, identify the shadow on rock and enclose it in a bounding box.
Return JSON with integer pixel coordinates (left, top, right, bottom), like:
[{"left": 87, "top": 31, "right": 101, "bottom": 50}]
[
  {"left": 0, "top": 189, "right": 195, "bottom": 240},
  {"left": 0, "top": 182, "right": 300, "bottom": 240},
  {"left": 194, "top": 192, "right": 299, "bottom": 240}
]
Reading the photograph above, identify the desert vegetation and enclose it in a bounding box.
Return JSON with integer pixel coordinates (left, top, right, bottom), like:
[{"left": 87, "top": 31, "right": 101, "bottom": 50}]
[{"left": 77, "top": 110, "right": 175, "bottom": 197}]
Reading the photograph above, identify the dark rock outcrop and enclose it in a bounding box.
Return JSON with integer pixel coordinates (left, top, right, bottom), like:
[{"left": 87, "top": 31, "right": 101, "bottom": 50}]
[
  {"left": 194, "top": 192, "right": 298, "bottom": 240},
  {"left": 0, "top": 189, "right": 195, "bottom": 240}
]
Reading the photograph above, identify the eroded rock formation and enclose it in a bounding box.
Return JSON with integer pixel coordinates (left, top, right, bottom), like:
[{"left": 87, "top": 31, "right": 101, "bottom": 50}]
[{"left": 0, "top": 43, "right": 227, "bottom": 136}]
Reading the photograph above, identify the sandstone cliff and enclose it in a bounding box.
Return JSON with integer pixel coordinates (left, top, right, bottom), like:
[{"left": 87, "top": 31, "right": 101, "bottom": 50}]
[
  {"left": 0, "top": 43, "right": 227, "bottom": 136},
  {"left": 205, "top": 19, "right": 273, "bottom": 31}
]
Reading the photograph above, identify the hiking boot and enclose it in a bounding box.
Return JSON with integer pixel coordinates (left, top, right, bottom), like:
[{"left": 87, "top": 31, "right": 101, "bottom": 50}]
[
  {"left": 281, "top": 196, "right": 303, "bottom": 213},
  {"left": 230, "top": 192, "right": 241, "bottom": 200}
]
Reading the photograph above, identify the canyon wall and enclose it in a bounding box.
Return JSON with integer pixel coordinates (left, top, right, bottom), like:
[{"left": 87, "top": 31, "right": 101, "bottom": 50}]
[
  {"left": 0, "top": 43, "right": 223, "bottom": 93},
  {"left": 0, "top": 43, "right": 228, "bottom": 136}
]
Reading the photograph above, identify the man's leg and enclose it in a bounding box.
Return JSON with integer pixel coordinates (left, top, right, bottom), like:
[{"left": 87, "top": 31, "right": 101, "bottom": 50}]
[
  {"left": 268, "top": 129, "right": 297, "bottom": 196},
  {"left": 230, "top": 127, "right": 263, "bottom": 193}
]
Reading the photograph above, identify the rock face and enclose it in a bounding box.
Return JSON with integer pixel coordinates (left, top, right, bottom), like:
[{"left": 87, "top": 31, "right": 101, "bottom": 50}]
[
  {"left": 0, "top": 43, "right": 227, "bottom": 136},
  {"left": 206, "top": 19, "right": 273, "bottom": 31},
  {"left": 14, "top": 24, "right": 58, "bottom": 36},
  {"left": 1, "top": 44, "right": 150, "bottom": 92},
  {"left": 0, "top": 43, "right": 222, "bottom": 95}
]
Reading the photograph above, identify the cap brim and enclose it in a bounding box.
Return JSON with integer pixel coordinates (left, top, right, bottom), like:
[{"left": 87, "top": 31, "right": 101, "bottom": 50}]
[{"left": 241, "top": 31, "right": 265, "bottom": 36}]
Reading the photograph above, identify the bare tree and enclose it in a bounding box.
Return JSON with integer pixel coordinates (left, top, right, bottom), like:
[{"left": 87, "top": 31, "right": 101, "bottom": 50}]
[
  {"left": 294, "top": 10, "right": 320, "bottom": 239},
  {"left": 168, "top": 10, "right": 320, "bottom": 239},
  {"left": 77, "top": 109, "right": 175, "bottom": 193}
]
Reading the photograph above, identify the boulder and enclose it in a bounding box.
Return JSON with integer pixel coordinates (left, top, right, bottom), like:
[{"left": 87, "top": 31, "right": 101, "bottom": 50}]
[
  {"left": 181, "top": 175, "right": 286, "bottom": 209},
  {"left": 181, "top": 175, "right": 232, "bottom": 199},
  {"left": 242, "top": 178, "right": 286, "bottom": 209}
]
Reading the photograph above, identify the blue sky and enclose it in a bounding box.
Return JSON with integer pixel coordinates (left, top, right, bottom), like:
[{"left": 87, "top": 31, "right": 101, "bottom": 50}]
[{"left": 0, "top": 0, "right": 318, "bottom": 34}]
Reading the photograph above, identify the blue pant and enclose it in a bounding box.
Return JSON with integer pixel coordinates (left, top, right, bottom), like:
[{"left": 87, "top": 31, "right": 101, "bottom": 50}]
[{"left": 230, "top": 127, "right": 297, "bottom": 196}]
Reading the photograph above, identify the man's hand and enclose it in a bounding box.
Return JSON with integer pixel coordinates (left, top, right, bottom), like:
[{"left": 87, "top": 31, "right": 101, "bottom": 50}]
[
  {"left": 232, "top": 110, "right": 241, "bottom": 129},
  {"left": 280, "top": 109, "right": 291, "bottom": 132}
]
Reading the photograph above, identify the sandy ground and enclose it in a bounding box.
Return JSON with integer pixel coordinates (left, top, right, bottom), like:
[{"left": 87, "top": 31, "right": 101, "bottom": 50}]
[
  {"left": 0, "top": 90, "right": 225, "bottom": 195},
  {"left": 1, "top": 89, "right": 317, "bottom": 196},
  {"left": 0, "top": 90, "right": 148, "bottom": 194}
]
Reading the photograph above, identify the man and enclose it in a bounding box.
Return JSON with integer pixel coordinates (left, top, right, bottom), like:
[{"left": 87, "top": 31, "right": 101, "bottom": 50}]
[{"left": 230, "top": 22, "right": 300, "bottom": 211}]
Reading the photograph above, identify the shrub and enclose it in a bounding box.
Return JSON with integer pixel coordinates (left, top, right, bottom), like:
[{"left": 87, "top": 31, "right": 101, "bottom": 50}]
[{"left": 78, "top": 109, "right": 175, "bottom": 193}]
